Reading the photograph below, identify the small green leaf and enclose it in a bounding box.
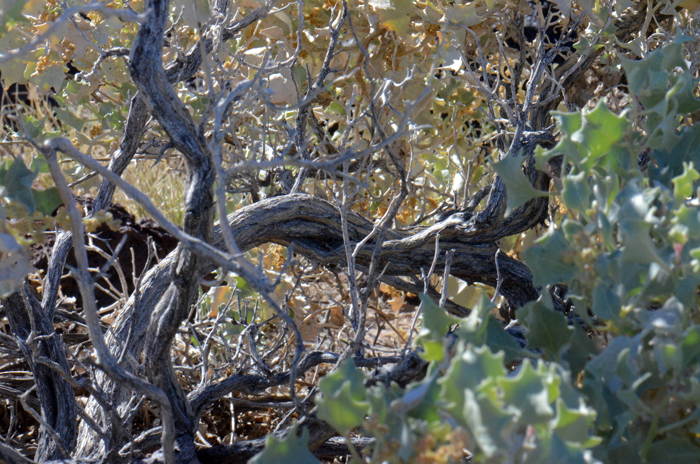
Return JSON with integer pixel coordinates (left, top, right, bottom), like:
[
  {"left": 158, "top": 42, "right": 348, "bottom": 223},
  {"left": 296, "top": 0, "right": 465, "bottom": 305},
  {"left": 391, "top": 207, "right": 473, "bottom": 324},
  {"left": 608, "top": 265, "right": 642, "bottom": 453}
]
[
  {"left": 414, "top": 294, "right": 459, "bottom": 362},
  {"left": 463, "top": 388, "right": 515, "bottom": 457},
  {"left": 498, "top": 360, "right": 559, "bottom": 427},
  {"left": 316, "top": 358, "right": 369, "bottom": 435},
  {"left": 0, "top": 157, "right": 37, "bottom": 214},
  {"left": 550, "top": 398, "right": 600, "bottom": 448},
  {"left": 32, "top": 187, "right": 62, "bottom": 216},
  {"left": 672, "top": 162, "right": 700, "bottom": 206},
  {"left": 561, "top": 171, "right": 592, "bottom": 213},
  {"left": 520, "top": 297, "right": 573, "bottom": 361},
  {"left": 571, "top": 99, "right": 628, "bottom": 167},
  {"left": 249, "top": 423, "right": 321, "bottom": 464},
  {"left": 438, "top": 344, "right": 507, "bottom": 426},
  {"left": 491, "top": 154, "right": 548, "bottom": 216},
  {"left": 522, "top": 226, "right": 579, "bottom": 288},
  {"left": 328, "top": 101, "right": 346, "bottom": 116}
]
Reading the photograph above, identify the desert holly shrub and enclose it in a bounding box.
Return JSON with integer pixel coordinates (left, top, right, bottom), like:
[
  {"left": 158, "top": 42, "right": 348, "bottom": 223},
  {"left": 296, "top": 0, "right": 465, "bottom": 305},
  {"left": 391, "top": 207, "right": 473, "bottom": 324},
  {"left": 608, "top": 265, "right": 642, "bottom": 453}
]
[{"left": 0, "top": 0, "right": 699, "bottom": 464}]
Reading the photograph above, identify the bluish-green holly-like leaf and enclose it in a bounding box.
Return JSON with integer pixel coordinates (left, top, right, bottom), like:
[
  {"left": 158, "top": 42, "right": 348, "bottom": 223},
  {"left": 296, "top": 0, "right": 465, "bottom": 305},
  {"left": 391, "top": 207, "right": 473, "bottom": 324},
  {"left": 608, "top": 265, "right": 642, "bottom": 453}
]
[
  {"left": 561, "top": 171, "right": 592, "bottom": 214},
  {"left": 621, "top": 42, "right": 700, "bottom": 150},
  {"left": 550, "top": 398, "right": 600, "bottom": 448},
  {"left": 32, "top": 187, "right": 62, "bottom": 216},
  {"left": 536, "top": 112, "right": 585, "bottom": 169},
  {"left": 438, "top": 344, "right": 507, "bottom": 427},
  {"left": 571, "top": 99, "right": 628, "bottom": 169},
  {"left": 591, "top": 282, "right": 623, "bottom": 321},
  {"left": 491, "top": 154, "right": 548, "bottom": 217},
  {"left": 402, "top": 370, "right": 442, "bottom": 423},
  {"left": 463, "top": 387, "right": 515, "bottom": 458},
  {"left": 497, "top": 360, "right": 559, "bottom": 428},
  {"left": 674, "top": 204, "right": 700, "bottom": 240},
  {"left": 650, "top": 125, "right": 700, "bottom": 185},
  {"left": 621, "top": 44, "right": 683, "bottom": 110},
  {"left": 675, "top": 274, "right": 700, "bottom": 307},
  {"left": 585, "top": 335, "right": 641, "bottom": 393},
  {"left": 615, "top": 185, "right": 668, "bottom": 268},
  {"left": 454, "top": 293, "right": 529, "bottom": 363},
  {"left": 248, "top": 423, "right": 321, "bottom": 464},
  {"left": 522, "top": 226, "right": 579, "bottom": 288},
  {"left": 561, "top": 325, "right": 599, "bottom": 382},
  {"left": 638, "top": 262, "right": 674, "bottom": 303},
  {"left": 615, "top": 182, "right": 657, "bottom": 222},
  {"left": 618, "top": 220, "right": 667, "bottom": 268},
  {"left": 0, "top": 157, "right": 37, "bottom": 214},
  {"left": 520, "top": 433, "right": 592, "bottom": 464},
  {"left": 672, "top": 162, "right": 700, "bottom": 206},
  {"left": 316, "top": 358, "right": 369, "bottom": 436},
  {"left": 519, "top": 297, "right": 573, "bottom": 361},
  {"left": 414, "top": 294, "right": 459, "bottom": 362}
]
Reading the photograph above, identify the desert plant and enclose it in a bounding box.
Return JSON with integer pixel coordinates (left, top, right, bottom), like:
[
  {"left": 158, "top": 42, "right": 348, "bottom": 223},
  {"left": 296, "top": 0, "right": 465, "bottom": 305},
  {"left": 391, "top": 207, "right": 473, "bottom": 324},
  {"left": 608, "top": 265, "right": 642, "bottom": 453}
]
[{"left": 0, "top": 0, "right": 699, "bottom": 463}]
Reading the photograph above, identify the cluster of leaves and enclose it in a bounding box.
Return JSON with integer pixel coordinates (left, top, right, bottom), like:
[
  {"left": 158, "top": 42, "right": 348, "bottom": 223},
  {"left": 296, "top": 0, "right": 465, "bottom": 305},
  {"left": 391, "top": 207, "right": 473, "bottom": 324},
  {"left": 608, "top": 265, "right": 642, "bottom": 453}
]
[
  {"left": 265, "top": 40, "right": 700, "bottom": 464},
  {"left": 0, "top": 156, "right": 64, "bottom": 296},
  {"left": 520, "top": 39, "right": 700, "bottom": 462},
  {"left": 312, "top": 295, "right": 598, "bottom": 463}
]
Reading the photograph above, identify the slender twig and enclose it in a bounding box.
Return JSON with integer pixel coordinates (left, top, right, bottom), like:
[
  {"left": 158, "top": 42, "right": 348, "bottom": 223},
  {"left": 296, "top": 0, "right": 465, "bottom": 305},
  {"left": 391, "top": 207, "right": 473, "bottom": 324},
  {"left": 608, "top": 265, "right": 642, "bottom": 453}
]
[{"left": 40, "top": 143, "right": 177, "bottom": 464}]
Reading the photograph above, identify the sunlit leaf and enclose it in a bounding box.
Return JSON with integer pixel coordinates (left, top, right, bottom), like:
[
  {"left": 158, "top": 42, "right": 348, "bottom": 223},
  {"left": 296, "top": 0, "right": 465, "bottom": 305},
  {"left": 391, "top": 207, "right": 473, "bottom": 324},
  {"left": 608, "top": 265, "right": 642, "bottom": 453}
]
[
  {"left": 438, "top": 344, "right": 506, "bottom": 427},
  {"left": 491, "top": 154, "right": 548, "bottom": 217},
  {"left": 672, "top": 162, "right": 700, "bottom": 206},
  {"left": 498, "top": 360, "right": 558, "bottom": 427},
  {"left": 571, "top": 99, "right": 628, "bottom": 168}
]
